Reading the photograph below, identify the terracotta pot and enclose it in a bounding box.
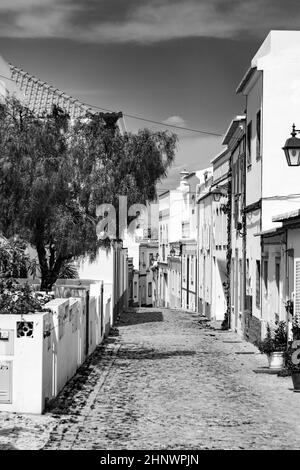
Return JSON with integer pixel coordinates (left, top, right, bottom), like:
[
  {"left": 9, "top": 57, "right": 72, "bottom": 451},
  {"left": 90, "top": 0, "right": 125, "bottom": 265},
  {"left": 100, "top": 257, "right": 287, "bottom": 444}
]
[
  {"left": 292, "top": 372, "right": 300, "bottom": 391},
  {"left": 267, "top": 351, "right": 284, "bottom": 369}
]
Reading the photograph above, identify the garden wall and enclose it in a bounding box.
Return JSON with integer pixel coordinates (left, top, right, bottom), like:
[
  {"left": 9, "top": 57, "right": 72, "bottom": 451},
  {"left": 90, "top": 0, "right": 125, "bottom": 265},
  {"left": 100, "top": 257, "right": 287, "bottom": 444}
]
[{"left": 0, "top": 280, "right": 112, "bottom": 414}]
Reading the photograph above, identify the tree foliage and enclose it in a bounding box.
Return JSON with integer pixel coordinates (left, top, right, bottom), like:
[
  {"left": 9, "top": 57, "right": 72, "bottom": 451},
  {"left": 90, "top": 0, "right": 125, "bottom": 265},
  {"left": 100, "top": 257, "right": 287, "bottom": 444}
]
[
  {"left": 0, "top": 98, "right": 177, "bottom": 289},
  {"left": 0, "top": 236, "right": 28, "bottom": 278}
]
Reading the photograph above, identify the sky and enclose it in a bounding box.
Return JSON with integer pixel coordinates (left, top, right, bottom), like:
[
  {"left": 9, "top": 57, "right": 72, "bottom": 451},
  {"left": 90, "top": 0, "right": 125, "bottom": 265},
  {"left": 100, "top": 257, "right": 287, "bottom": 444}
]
[{"left": 1, "top": 0, "right": 300, "bottom": 189}]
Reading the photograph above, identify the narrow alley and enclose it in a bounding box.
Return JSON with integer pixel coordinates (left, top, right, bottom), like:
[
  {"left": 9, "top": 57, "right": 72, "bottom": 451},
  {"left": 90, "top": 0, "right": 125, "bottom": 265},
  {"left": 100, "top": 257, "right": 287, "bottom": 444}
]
[{"left": 36, "top": 308, "right": 300, "bottom": 450}]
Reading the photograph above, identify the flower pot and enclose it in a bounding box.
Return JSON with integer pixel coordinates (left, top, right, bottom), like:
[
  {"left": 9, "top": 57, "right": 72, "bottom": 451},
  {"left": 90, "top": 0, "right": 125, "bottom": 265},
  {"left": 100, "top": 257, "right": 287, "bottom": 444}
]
[
  {"left": 267, "top": 351, "right": 284, "bottom": 369},
  {"left": 291, "top": 372, "right": 300, "bottom": 391}
]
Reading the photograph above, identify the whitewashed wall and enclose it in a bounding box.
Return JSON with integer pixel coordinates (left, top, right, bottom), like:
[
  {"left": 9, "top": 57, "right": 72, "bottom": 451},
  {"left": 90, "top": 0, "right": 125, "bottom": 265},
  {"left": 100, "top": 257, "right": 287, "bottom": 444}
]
[
  {"left": 0, "top": 279, "right": 114, "bottom": 414},
  {"left": 0, "top": 312, "right": 46, "bottom": 414}
]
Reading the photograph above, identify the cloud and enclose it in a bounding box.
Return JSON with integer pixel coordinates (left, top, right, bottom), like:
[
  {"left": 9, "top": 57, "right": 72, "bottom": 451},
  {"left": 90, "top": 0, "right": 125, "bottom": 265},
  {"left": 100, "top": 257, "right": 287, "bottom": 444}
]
[
  {"left": 162, "top": 115, "right": 186, "bottom": 126},
  {"left": 1, "top": 0, "right": 300, "bottom": 43},
  {"left": 158, "top": 133, "right": 223, "bottom": 190}
]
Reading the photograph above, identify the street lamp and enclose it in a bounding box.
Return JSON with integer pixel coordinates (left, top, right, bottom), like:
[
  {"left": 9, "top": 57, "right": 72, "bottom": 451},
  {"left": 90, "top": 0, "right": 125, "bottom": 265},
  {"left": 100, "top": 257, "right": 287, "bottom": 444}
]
[
  {"left": 211, "top": 186, "right": 227, "bottom": 202},
  {"left": 282, "top": 124, "right": 300, "bottom": 166}
]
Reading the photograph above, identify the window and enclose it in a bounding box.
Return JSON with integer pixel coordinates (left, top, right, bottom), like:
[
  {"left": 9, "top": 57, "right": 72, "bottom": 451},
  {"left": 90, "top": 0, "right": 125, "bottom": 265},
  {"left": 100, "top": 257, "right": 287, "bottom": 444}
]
[
  {"left": 149, "top": 253, "right": 153, "bottom": 265},
  {"left": 234, "top": 195, "right": 239, "bottom": 229},
  {"left": 256, "top": 110, "right": 261, "bottom": 159},
  {"left": 134, "top": 282, "right": 138, "bottom": 297},
  {"left": 239, "top": 259, "right": 243, "bottom": 312},
  {"left": 182, "top": 255, "right": 186, "bottom": 283},
  {"left": 236, "top": 158, "right": 240, "bottom": 194},
  {"left": 263, "top": 259, "right": 268, "bottom": 295},
  {"left": 148, "top": 282, "right": 152, "bottom": 297},
  {"left": 191, "top": 256, "right": 194, "bottom": 285},
  {"left": 246, "top": 259, "right": 250, "bottom": 291},
  {"left": 275, "top": 262, "right": 280, "bottom": 291},
  {"left": 256, "top": 260, "right": 261, "bottom": 309},
  {"left": 247, "top": 121, "right": 252, "bottom": 167}
]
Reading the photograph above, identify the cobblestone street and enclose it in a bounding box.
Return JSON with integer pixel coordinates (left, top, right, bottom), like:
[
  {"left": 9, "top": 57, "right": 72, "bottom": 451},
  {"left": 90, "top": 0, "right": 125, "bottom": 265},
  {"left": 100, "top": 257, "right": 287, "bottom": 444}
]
[
  {"left": 42, "top": 308, "right": 300, "bottom": 450},
  {"left": 2, "top": 307, "right": 300, "bottom": 450}
]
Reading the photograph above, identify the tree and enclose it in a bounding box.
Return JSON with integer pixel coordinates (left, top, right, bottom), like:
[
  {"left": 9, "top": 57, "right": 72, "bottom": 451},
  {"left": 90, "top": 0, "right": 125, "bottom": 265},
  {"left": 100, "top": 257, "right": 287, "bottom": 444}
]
[
  {"left": 0, "top": 236, "right": 28, "bottom": 278},
  {"left": 0, "top": 98, "right": 177, "bottom": 290}
]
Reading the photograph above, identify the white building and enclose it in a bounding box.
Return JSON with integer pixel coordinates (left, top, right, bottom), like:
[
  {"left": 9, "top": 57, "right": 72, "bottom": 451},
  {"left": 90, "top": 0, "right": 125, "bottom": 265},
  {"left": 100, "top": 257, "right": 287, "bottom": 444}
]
[
  {"left": 157, "top": 170, "right": 200, "bottom": 311},
  {"left": 226, "top": 116, "right": 246, "bottom": 335},
  {"left": 196, "top": 168, "right": 214, "bottom": 317},
  {"left": 236, "top": 30, "right": 300, "bottom": 341}
]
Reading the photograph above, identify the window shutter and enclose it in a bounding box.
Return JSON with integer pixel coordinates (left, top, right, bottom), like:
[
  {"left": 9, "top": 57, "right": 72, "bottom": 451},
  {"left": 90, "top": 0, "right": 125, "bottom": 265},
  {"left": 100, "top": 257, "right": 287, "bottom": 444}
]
[
  {"left": 206, "top": 225, "right": 210, "bottom": 250},
  {"left": 294, "top": 258, "right": 300, "bottom": 321}
]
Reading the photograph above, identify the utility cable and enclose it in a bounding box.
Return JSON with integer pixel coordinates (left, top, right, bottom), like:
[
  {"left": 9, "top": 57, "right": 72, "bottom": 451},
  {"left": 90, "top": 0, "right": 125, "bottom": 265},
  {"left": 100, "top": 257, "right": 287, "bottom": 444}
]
[{"left": 0, "top": 72, "right": 223, "bottom": 136}]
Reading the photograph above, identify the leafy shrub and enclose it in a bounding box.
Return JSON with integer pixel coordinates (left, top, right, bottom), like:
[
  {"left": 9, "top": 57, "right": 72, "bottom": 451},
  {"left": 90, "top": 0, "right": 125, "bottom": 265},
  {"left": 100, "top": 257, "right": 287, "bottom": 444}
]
[
  {"left": 255, "top": 322, "right": 287, "bottom": 355},
  {"left": 0, "top": 278, "right": 52, "bottom": 315}
]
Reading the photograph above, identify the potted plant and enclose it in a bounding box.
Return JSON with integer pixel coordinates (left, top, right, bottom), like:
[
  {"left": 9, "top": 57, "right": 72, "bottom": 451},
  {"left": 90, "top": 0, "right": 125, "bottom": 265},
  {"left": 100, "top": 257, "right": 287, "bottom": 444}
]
[
  {"left": 284, "top": 319, "right": 300, "bottom": 390},
  {"left": 255, "top": 322, "right": 287, "bottom": 369},
  {"left": 284, "top": 342, "right": 300, "bottom": 390}
]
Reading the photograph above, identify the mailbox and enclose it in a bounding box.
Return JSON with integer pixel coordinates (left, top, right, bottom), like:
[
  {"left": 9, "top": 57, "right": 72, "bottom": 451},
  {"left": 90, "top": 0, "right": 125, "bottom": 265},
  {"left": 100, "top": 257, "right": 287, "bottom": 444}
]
[
  {"left": 0, "top": 361, "right": 12, "bottom": 403},
  {"left": 0, "top": 329, "right": 14, "bottom": 355},
  {"left": 0, "top": 331, "right": 9, "bottom": 341}
]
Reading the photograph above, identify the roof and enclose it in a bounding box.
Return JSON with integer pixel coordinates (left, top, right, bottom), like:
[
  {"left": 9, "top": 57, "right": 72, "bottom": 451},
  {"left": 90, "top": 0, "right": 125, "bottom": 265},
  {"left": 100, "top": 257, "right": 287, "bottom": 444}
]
[
  {"left": 236, "top": 66, "right": 257, "bottom": 94},
  {"left": 222, "top": 115, "right": 246, "bottom": 145},
  {"left": 254, "top": 227, "right": 285, "bottom": 237},
  {"left": 8, "top": 64, "right": 93, "bottom": 119},
  {"left": 183, "top": 171, "right": 196, "bottom": 180},
  {"left": 210, "top": 147, "right": 229, "bottom": 165},
  {"left": 272, "top": 208, "right": 300, "bottom": 223},
  {"left": 196, "top": 189, "right": 213, "bottom": 202},
  {"left": 158, "top": 190, "right": 170, "bottom": 198}
]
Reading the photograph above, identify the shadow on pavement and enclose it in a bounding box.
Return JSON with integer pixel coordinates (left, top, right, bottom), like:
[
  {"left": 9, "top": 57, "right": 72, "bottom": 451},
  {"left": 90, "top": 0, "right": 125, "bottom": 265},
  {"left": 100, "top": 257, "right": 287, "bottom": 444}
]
[
  {"left": 116, "top": 348, "right": 196, "bottom": 361},
  {"left": 0, "top": 443, "right": 18, "bottom": 450},
  {"left": 118, "top": 310, "right": 163, "bottom": 327},
  {"left": 0, "top": 426, "right": 27, "bottom": 450}
]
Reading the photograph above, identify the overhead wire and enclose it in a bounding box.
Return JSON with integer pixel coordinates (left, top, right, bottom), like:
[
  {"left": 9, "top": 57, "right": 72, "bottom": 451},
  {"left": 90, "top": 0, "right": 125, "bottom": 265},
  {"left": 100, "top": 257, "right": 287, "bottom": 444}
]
[{"left": 0, "top": 72, "right": 223, "bottom": 136}]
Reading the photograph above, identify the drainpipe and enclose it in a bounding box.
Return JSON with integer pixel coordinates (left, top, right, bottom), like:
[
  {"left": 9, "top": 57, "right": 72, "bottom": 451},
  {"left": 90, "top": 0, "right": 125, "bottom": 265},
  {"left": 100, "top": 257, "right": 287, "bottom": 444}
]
[
  {"left": 242, "top": 147, "right": 247, "bottom": 337},
  {"left": 225, "top": 170, "right": 232, "bottom": 330},
  {"left": 285, "top": 227, "right": 289, "bottom": 348}
]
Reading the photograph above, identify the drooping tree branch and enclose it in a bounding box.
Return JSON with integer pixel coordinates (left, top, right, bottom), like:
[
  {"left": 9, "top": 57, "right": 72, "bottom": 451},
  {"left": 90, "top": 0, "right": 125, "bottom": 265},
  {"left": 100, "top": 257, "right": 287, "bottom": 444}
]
[{"left": 0, "top": 98, "right": 177, "bottom": 289}]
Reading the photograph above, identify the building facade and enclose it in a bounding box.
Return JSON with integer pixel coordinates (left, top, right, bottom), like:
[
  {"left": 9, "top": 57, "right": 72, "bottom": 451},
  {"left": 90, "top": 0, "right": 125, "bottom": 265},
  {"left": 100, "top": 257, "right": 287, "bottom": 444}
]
[
  {"left": 139, "top": 240, "right": 159, "bottom": 307},
  {"left": 235, "top": 30, "right": 300, "bottom": 341},
  {"left": 157, "top": 171, "right": 200, "bottom": 311},
  {"left": 196, "top": 169, "right": 214, "bottom": 317}
]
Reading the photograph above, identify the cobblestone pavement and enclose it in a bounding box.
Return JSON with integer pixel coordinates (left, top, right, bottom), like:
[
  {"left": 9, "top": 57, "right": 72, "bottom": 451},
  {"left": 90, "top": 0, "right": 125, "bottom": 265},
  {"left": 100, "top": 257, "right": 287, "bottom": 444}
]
[
  {"left": 0, "top": 412, "right": 56, "bottom": 450},
  {"left": 2, "top": 308, "right": 300, "bottom": 450},
  {"left": 41, "top": 308, "right": 300, "bottom": 450}
]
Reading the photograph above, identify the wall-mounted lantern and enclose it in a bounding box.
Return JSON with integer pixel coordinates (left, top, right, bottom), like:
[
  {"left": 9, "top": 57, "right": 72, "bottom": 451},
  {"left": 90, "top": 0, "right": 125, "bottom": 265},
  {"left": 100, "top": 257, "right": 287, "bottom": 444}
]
[
  {"left": 211, "top": 186, "right": 227, "bottom": 202},
  {"left": 282, "top": 124, "right": 300, "bottom": 166},
  {"left": 236, "top": 221, "right": 245, "bottom": 238}
]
